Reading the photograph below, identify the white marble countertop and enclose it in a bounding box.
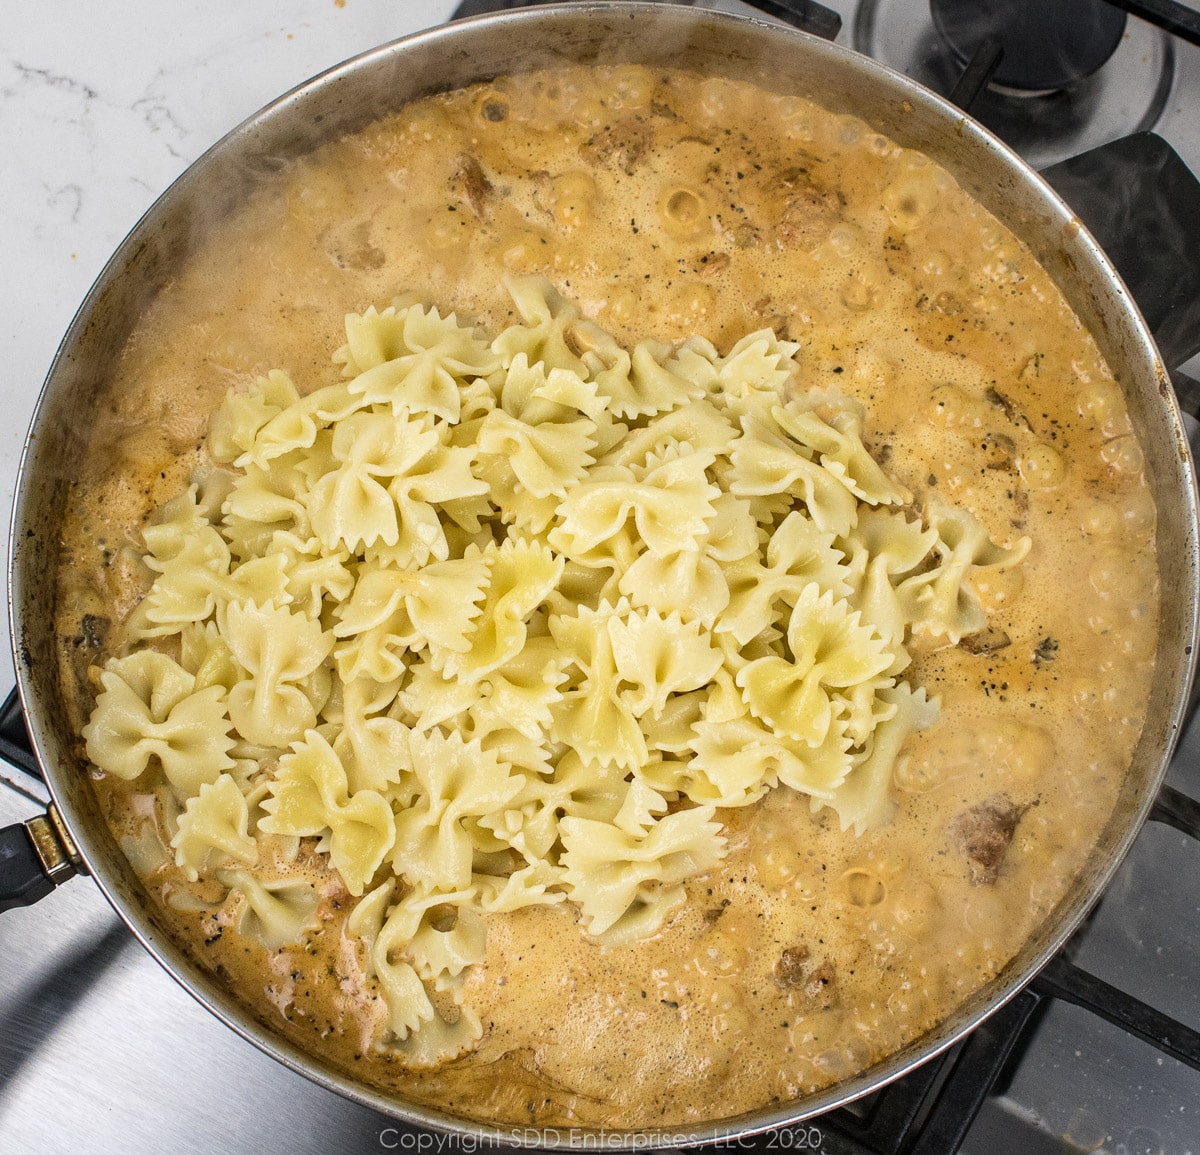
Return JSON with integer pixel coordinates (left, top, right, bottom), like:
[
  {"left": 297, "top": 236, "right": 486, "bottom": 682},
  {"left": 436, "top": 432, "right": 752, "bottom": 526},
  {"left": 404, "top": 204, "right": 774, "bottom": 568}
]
[{"left": 0, "top": 0, "right": 459, "bottom": 706}]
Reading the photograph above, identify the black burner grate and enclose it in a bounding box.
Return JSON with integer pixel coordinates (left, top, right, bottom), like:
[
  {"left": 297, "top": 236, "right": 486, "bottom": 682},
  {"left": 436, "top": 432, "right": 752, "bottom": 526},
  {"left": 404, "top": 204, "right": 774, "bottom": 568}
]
[{"left": 0, "top": 686, "right": 40, "bottom": 782}]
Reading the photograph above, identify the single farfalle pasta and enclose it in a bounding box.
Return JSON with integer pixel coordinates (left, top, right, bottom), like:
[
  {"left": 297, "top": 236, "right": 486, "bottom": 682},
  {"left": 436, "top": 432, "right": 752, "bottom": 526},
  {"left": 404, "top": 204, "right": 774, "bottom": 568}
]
[
  {"left": 771, "top": 393, "right": 912, "bottom": 507},
  {"left": 217, "top": 867, "right": 323, "bottom": 952},
  {"left": 207, "top": 368, "right": 302, "bottom": 464},
  {"left": 82, "top": 650, "right": 236, "bottom": 797},
  {"left": 222, "top": 599, "right": 333, "bottom": 747},
  {"left": 342, "top": 302, "right": 502, "bottom": 424},
  {"left": 81, "top": 275, "right": 1027, "bottom": 1058},
  {"left": 559, "top": 799, "right": 727, "bottom": 944},
  {"left": 735, "top": 584, "right": 893, "bottom": 747},
  {"left": 258, "top": 730, "right": 395, "bottom": 897},
  {"left": 171, "top": 773, "right": 258, "bottom": 881},
  {"left": 897, "top": 503, "right": 1031, "bottom": 643}
]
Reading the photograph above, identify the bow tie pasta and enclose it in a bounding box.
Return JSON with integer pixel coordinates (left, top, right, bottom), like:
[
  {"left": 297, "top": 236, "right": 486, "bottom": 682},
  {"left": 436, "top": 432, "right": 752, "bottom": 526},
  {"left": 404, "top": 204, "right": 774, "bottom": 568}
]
[{"left": 83, "top": 275, "right": 1028, "bottom": 1061}]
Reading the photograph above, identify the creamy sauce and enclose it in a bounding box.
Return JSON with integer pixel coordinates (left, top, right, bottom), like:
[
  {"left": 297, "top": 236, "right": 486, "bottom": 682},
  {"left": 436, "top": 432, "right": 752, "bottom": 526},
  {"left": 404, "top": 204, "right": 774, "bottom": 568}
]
[{"left": 55, "top": 66, "right": 1159, "bottom": 1128}]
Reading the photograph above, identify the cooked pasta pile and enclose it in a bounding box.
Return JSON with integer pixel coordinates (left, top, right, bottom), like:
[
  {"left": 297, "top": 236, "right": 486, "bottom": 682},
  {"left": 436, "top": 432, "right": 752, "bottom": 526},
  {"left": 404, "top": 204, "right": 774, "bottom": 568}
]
[{"left": 82, "top": 276, "right": 1027, "bottom": 1061}]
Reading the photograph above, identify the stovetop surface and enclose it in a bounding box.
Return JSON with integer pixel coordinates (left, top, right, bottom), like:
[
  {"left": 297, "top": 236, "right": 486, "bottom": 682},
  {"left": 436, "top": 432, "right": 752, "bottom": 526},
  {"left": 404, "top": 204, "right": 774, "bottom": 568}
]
[{"left": 2, "top": 2, "right": 1199, "bottom": 1152}]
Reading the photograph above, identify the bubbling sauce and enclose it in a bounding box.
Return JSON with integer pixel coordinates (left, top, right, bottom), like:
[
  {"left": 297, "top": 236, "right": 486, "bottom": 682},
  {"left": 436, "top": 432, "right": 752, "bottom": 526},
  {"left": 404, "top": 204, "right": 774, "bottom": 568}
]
[{"left": 55, "top": 66, "right": 1159, "bottom": 1128}]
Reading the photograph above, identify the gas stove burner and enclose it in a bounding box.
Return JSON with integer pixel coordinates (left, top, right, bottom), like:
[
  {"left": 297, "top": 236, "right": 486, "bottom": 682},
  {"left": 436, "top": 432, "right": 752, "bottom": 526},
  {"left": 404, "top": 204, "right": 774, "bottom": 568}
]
[
  {"left": 855, "top": 0, "right": 1176, "bottom": 169},
  {"left": 930, "top": 0, "right": 1127, "bottom": 93}
]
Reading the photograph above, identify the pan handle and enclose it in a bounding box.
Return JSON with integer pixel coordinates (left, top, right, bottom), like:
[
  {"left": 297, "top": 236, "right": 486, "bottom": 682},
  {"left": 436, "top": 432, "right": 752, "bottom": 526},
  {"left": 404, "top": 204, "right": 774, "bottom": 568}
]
[
  {"left": 0, "top": 687, "right": 83, "bottom": 910},
  {"left": 0, "top": 805, "right": 81, "bottom": 911}
]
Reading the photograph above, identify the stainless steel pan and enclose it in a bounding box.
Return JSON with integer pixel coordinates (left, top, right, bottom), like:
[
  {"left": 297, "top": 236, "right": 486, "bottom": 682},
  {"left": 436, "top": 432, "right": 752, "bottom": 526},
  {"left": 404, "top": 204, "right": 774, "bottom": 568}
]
[{"left": 3, "top": 3, "right": 1198, "bottom": 1145}]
